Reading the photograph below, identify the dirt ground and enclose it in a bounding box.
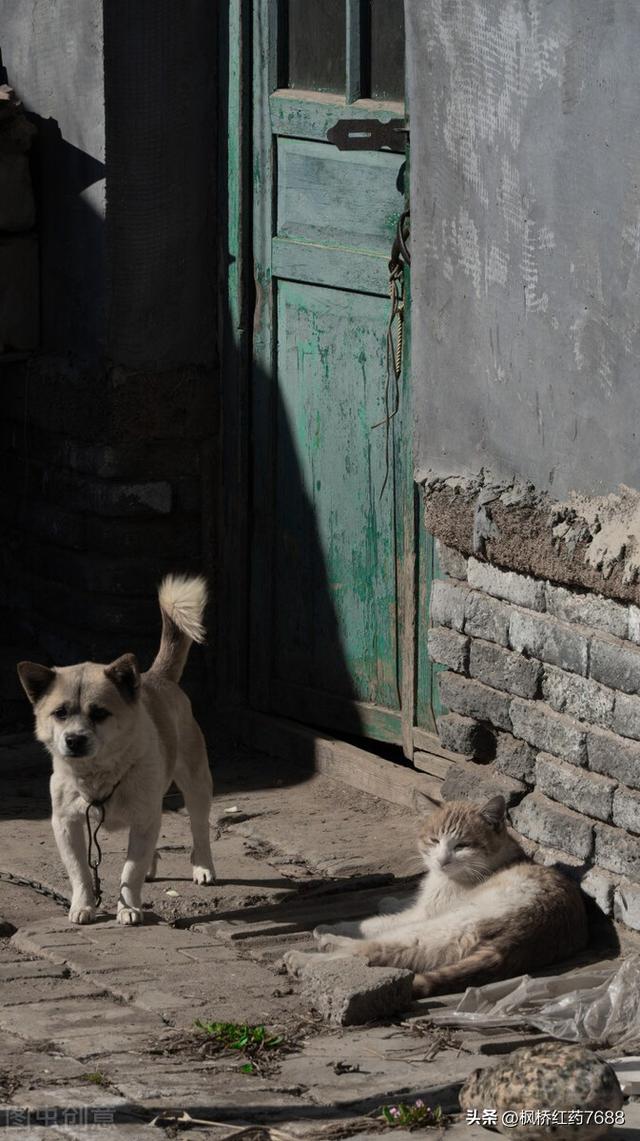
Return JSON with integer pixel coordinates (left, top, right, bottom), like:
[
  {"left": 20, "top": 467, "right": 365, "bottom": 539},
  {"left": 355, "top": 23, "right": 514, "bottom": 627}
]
[{"left": 0, "top": 728, "right": 639, "bottom": 1141}]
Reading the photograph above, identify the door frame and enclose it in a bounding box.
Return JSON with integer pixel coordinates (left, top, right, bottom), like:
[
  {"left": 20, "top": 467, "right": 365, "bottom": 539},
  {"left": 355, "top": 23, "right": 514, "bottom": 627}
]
[{"left": 216, "top": 0, "right": 442, "bottom": 750}]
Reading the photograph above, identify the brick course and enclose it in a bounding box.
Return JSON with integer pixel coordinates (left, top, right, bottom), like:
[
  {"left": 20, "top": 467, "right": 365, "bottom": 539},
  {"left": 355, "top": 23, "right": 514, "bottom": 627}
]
[
  {"left": 541, "top": 666, "right": 614, "bottom": 729},
  {"left": 438, "top": 672, "right": 512, "bottom": 731},
  {"left": 535, "top": 753, "right": 616, "bottom": 822},
  {"left": 469, "top": 639, "right": 540, "bottom": 699},
  {"left": 509, "top": 793, "right": 593, "bottom": 860},
  {"left": 509, "top": 698, "right": 587, "bottom": 766},
  {"left": 430, "top": 550, "right": 640, "bottom": 934},
  {"left": 509, "top": 610, "right": 589, "bottom": 675},
  {"left": 427, "top": 627, "right": 469, "bottom": 674}
]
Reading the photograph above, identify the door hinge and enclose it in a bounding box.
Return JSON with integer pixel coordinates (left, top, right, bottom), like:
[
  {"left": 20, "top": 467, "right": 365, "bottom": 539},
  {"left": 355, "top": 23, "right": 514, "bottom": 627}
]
[{"left": 326, "top": 118, "right": 408, "bottom": 154}]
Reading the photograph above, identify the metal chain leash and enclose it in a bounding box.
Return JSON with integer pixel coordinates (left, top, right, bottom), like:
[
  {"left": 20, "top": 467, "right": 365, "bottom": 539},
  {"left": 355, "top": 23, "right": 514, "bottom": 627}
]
[
  {"left": 0, "top": 869, "right": 70, "bottom": 909},
  {"left": 85, "top": 777, "right": 122, "bottom": 908},
  {"left": 374, "top": 209, "right": 411, "bottom": 498},
  {"left": 0, "top": 778, "right": 123, "bottom": 914}
]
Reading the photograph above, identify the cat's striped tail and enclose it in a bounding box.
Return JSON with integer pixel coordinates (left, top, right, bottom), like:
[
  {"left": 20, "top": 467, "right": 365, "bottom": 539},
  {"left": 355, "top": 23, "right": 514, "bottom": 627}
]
[{"left": 413, "top": 944, "right": 503, "bottom": 997}]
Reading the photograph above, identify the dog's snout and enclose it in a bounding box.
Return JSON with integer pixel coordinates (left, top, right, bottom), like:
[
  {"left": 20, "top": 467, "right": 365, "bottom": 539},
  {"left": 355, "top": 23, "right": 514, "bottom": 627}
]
[{"left": 64, "top": 732, "right": 89, "bottom": 756}]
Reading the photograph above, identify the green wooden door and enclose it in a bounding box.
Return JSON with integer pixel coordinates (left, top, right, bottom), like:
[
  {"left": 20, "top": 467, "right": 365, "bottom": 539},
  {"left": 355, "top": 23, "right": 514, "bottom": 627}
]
[{"left": 250, "top": 0, "right": 437, "bottom": 755}]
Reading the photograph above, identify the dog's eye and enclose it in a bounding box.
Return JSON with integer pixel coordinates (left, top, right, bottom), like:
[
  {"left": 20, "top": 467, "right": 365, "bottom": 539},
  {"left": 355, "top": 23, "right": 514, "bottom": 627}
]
[
  {"left": 52, "top": 706, "right": 68, "bottom": 721},
  {"left": 89, "top": 706, "right": 111, "bottom": 723}
]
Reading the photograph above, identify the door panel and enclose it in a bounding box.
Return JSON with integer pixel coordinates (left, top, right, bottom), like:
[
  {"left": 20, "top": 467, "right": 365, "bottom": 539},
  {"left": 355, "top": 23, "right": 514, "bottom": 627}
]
[
  {"left": 277, "top": 139, "right": 403, "bottom": 253},
  {"left": 250, "top": 0, "right": 437, "bottom": 750},
  {"left": 274, "top": 282, "right": 398, "bottom": 711}
]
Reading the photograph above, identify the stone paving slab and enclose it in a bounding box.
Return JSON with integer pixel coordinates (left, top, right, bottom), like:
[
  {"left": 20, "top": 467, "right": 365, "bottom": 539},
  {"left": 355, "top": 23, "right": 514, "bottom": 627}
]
[{"left": 3, "top": 739, "right": 634, "bottom": 1136}]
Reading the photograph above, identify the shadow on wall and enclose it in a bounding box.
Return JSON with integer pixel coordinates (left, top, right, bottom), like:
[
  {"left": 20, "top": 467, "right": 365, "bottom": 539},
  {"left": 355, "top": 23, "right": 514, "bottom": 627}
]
[
  {"left": 0, "top": 43, "right": 107, "bottom": 355},
  {"left": 213, "top": 2, "right": 364, "bottom": 781},
  {"left": 0, "top": 15, "right": 363, "bottom": 798}
]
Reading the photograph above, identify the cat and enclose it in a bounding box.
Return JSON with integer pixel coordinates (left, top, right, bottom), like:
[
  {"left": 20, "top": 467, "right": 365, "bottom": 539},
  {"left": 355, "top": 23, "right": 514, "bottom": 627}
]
[{"left": 285, "top": 795, "right": 588, "bottom": 996}]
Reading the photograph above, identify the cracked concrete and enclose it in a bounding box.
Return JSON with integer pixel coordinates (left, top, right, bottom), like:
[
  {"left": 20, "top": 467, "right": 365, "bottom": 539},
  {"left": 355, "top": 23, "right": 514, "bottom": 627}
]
[{"left": 0, "top": 731, "right": 639, "bottom": 1139}]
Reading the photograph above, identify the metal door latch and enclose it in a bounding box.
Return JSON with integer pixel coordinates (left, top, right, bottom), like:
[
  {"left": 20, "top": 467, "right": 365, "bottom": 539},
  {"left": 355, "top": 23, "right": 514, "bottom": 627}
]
[{"left": 326, "top": 118, "right": 408, "bottom": 153}]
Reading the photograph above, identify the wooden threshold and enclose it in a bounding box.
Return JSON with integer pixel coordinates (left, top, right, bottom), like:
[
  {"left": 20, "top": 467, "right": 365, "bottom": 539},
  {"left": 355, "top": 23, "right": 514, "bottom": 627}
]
[{"left": 234, "top": 708, "right": 445, "bottom": 810}]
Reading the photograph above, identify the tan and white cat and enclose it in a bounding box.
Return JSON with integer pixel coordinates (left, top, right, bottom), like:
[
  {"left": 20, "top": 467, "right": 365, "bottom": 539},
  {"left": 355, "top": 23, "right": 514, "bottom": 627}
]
[{"left": 286, "top": 796, "right": 588, "bottom": 996}]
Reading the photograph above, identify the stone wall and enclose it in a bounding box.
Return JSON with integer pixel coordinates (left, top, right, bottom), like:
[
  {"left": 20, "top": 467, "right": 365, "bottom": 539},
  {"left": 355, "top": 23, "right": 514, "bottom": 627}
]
[
  {"left": 0, "top": 86, "right": 38, "bottom": 352},
  {"left": 430, "top": 540, "right": 640, "bottom": 932},
  {"left": 0, "top": 359, "right": 216, "bottom": 728}
]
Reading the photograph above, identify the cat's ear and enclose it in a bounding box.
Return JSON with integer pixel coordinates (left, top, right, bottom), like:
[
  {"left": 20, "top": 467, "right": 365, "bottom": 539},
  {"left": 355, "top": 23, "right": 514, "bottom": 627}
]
[
  {"left": 412, "top": 789, "right": 437, "bottom": 814},
  {"left": 479, "top": 795, "right": 506, "bottom": 828}
]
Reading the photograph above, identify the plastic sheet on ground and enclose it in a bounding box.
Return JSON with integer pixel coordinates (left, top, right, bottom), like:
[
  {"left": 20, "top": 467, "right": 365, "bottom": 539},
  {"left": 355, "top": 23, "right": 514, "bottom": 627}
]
[{"left": 428, "top": 954, "right": 640, "bottom": 1051}]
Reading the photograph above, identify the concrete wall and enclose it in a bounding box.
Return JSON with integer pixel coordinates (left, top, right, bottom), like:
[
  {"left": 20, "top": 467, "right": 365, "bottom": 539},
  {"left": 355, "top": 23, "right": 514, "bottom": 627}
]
[
  {"left": 0, "top": 2, "right": 219, "bottom": 725},
  {"left": 408, "top": 0, "right": 640, "bottom": 500},
  {"left": 0, "top": 0, "right": 106, "bottom": 356}
]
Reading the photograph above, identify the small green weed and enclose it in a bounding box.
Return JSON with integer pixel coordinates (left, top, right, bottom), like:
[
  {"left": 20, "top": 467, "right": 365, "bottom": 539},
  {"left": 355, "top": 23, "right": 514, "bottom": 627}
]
[
  {"left": 82, "top": 1072, "right": 109, "bottom": 1086},
  {"left": 193, "top": 1021, "right": 285, "bottom": 1075},
  {"left": 379, "top": 1100, "right": 444, "bottom": 1129}
]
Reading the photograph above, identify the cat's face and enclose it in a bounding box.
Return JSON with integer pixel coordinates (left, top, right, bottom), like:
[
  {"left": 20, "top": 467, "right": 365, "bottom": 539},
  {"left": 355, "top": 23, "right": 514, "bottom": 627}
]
[{"left": 417, "top": 796, "right": 509, "bottom": 883}]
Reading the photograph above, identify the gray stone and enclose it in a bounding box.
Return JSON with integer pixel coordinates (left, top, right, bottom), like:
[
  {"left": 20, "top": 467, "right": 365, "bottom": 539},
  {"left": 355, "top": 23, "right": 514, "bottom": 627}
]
[
  {"left": 589, "top": 635, "right": 640, "bottom": 694},
  {"left": 0, "top": 153, "right": 36, "bottom": 231},
  {"left": 441, "top": 761, "right": 525, "bottom": 807},
  {"left": 541, "top": 666, "right": 614, "bottom": 729},
  {"left": 427, "top": 627, "right": 469, "bottom": 673},
  {"left": 594, "top": 822, "right": 640, "bottom": 878},
  {"left": 509, "top": 610, "right": 589, "bottom": 675},
  {"left": 535, "top": 753, "right": 616, "bottom": 822},
  {"left": 438, "top": 672, "right": 512, "bottom": 730},
  {"left": 0, "top": 234, "right": 39, "bottom": 351},
  {"left": 614, "top": 879, "right": 640, "bottom": 931},
  {"left": 285, "top": 953, "right": 414, "bottom": 1026},
  {"left": 469, "top": 638, "right": 541, "bottom": 699},
  {"left": 509, "top": 793, "right": 594, "bottom": 859},
  {"left": 435, "top": 539, "right": 468, "bottom": 581},
  {"left": 612, "top": 785, "right": 640, "bottom": 834},
  {"left": 0, "top": 915, "right": 17, "bottom": 937},
  {"left": 464, "top": 591, "right": 511, "bottom": 646},
  {"left": 468, "top": 557, "right": 546, "bottom": 611},
  {"left": 509, "top": 698, "right": 587, "bottom": 766},
  {"left": 436, "top": 713, "right": 495, "bottom": 759},
  {"left": 545, "top": 582, "right": 629, "bottom": 639},
  {"left": 611, "top": 690, "right": 640, "bottom": 741},
  {"left": 494, "top": 733, "right": 537, "bottom": 782},
  {"left": 459, "top": 1042, "right": 624, "bottom": 1128},
  {"left": 628, "top": 605, "right": 640, "bottom": 645},
  {"left": 580, "top": 867, "right": 615, "bottom": 914},
  {"left": 429, "top": 580, "right": 469, "bottom": 632},
  {"left": 586, "top": 726, "right": 640, "bottom": 790}
]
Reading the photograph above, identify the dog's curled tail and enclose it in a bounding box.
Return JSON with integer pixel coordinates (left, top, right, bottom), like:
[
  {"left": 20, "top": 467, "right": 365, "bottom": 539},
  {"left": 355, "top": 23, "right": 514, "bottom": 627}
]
[{"left": 150, "top": 574, "right": 207, "bottom": 682}]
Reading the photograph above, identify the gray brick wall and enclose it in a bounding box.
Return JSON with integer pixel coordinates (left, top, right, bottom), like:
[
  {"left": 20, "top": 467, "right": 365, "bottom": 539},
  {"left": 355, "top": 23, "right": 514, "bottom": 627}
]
[
  {"left": 428, "top": 548, "right": 640, "bottom": 933},
  {"left": 1, "top": 360, "right": 216, "bottom": 727}
]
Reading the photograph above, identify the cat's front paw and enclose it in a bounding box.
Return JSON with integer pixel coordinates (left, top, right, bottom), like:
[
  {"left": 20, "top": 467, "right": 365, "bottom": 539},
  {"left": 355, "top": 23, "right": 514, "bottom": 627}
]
[
  {"left": 69, "top": 904, "right": 96, "bottom": 925},
  {"left": 117, "top": 904, "right": 144, "bottom": 926},
  {"left": 315, "top": 930, "right": 355, "bottom": 952},
  {"left": 413, "top": 972, "right": 435, "bottom": 997}
]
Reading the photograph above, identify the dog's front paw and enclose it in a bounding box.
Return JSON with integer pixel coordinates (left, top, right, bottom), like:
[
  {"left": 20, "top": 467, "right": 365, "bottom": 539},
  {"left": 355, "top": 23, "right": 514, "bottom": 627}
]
[
  {"left": 192, "top": 865, "right": 216, "bottom": 885},
  {"left": 282, "top": 949, "right": 311, "bottom": 977},
  {"left": 117, "top": 905, "right": 144, "bottom": 926},
  {"left": 69, "top": 904, "right": 96, "bottom": 925}
]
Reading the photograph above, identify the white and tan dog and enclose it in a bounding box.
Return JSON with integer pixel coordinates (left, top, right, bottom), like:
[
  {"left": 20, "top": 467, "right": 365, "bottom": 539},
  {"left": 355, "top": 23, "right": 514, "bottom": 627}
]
[{"left": 17, "top": 575, "right": 215, "bottom": 926}]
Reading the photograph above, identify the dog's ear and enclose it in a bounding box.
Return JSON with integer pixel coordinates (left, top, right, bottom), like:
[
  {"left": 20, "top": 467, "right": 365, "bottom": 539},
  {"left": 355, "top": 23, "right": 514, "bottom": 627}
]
[
  {"left": 104, "top": 653, "right": 140, "bottom": 703},
  {"left": 17, "top": 662, "right": 55, "bottom": 705}
]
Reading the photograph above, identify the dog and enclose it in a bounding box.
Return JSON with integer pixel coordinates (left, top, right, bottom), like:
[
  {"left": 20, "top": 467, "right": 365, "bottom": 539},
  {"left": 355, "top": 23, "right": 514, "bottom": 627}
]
[{"left": 17, "top": 575, "right": 215, "bottom": 926}]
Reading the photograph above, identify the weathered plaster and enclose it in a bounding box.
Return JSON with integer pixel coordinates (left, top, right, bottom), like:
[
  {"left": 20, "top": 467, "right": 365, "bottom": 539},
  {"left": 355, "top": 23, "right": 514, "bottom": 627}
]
[
  {"left": 423, "top": 469, "right": 640, "bottom": 606},
  {"left": 408, "top": 0, "right": 640, "bottom": 498}
]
